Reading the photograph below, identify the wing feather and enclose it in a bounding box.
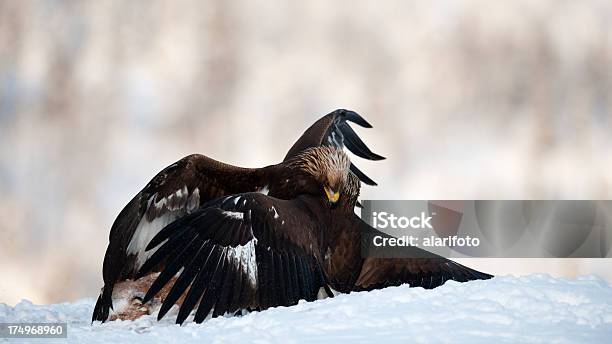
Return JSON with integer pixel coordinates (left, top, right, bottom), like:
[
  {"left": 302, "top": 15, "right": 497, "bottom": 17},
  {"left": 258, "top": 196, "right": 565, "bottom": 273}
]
[
  {"left": 94, "top": 110, "right": 385, "bottom": 323},
  {"left": 93, "top": 154, "right": 272, "bottom": 322},
  {"left": 283, "top": 109, "right": 384, "bottom": 186},
  {"left": 353, "top": 216, "right": 493, "bottom": 291},
  {"left": 175, "top": 245, "right": 219, "bottom": 324},
  {"left": 193, "top": 249, "right": 226, "bottom": 323},
  {"left": 139, "top": 193, "right": 332, "bottom": 324}
]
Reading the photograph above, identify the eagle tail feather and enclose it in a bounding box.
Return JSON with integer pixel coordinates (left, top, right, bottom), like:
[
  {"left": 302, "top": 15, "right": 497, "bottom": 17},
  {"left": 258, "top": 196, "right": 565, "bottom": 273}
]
[{"left": 91, "top": 285, "right": 113, "bottom": 323}]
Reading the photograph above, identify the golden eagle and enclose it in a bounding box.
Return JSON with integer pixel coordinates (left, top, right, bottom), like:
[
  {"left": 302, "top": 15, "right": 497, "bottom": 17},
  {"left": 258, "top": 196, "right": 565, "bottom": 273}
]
[{"left": 92, "top": 109, "right": 491, "bottom": 324}]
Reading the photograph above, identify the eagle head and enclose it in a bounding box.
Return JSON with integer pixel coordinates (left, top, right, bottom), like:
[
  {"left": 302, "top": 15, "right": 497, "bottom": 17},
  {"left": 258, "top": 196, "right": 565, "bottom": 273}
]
[{"left": 288, "top": 146, "right": 351, "bottom": 206}]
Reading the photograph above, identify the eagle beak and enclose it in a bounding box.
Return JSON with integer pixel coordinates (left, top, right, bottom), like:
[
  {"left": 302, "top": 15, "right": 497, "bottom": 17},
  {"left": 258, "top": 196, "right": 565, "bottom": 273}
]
[{"left": 324, "top": 186, "right": 340, "bottom": 204}]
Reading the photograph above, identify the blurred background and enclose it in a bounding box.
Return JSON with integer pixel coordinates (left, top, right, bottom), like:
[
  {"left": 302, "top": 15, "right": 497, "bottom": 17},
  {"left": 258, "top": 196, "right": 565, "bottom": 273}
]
[{"left": 1, "top": 0, "right": 611, "bottom": 305}]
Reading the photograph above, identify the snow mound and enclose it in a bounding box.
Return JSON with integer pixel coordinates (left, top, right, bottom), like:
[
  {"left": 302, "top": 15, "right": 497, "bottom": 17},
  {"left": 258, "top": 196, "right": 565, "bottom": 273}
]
[{"left": 2, "top": 275, "right": 611, "bottom": 343}]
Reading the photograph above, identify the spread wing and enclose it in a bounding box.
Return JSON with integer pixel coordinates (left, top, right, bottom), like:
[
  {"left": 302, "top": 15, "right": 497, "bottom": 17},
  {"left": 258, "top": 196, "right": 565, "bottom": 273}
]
[
  {"left": 354, "top": 217, "right": 493, "bottom": 290},
  {"left": 284, "top": 109, "right": 384, "bottom": 186},
  {"left": 355, "top": 257, "right": 492, "bottom": 290},
  {"left": 93, "top": 154, "right": 271, "bottom": 322},
  {"left": 138, "top": 193, "right": 332, "bottom": 325}
]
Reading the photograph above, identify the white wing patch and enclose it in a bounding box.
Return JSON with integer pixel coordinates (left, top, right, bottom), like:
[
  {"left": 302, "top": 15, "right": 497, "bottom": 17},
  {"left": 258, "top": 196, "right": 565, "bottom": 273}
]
[
  {"left": 257, "top": 185, "right": 269, "bottom": 195},
  {"left": 226, "top": 238, "right": 258, "bottom": 287},
  {"left": 154, "top": 186, "right": 187, "bottom": 211},
  {"left": 147, "top": 186, "right": 200, "bottom": 220},
  {"left": 127, "top": 213, "right": 177, "bottom": 270},
  {"left": 317, "top": 286, "right": 339, "bottom": 299},
  {"left": 222, "top": 210, "right": 244, "bottom": 220},
  {"left": 329, "top": 130, "right": 343, "bottom": 148},
  {"left": 130, "top": 186, "right": 200, "bottom": 270},
  {"left": 186, "top": 188, "right": 200, "bottom": 212}
]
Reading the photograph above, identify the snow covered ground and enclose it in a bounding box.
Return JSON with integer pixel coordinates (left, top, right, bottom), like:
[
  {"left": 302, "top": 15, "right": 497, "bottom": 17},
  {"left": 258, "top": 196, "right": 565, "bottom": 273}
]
[{"left": 2, "top": 275, "right": 611, "bottom": 343}]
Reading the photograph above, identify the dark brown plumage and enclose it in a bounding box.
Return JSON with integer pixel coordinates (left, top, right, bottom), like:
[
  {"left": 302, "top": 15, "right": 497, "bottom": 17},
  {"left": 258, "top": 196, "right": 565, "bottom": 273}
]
[
  {"left": 136, "top": 146, "right": 361, "bottom": 323},
  {"left": 92, "top": 109, "right": 491, "bottom": 325},
  {"left": 92, "top": 109, "right": 383, "bottom": 322},
  {"left": 138, "top": 145, "right": 491, "bottom": 325},
  {"left": 320, "top": 215, "right": 492, "bottom": 294}
]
